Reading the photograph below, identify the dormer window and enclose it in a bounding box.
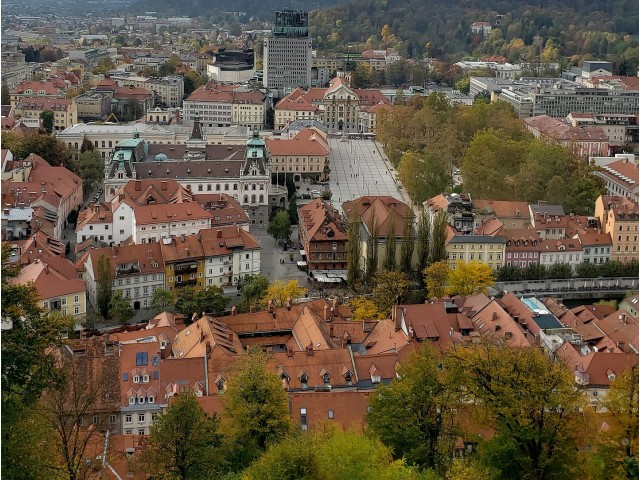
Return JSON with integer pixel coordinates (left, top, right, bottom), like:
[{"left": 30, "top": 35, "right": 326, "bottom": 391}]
[
  {"left": 142, "top": 374, "right": 149, "bottom": 383},
  {"left": 133, "top": 375, "right": 140, "bottom": 384},
  {"left": 322, "top": 372, "right": 331, "bottom": 384},
  {"left": 148, "top": 395, "right": 154, "bottom": 403},
  {"left": 216, "top": 378, "right": 225, "bottom": 394},
  {"left": 344, "top": 371, "right": 352, "bottom": 386},
  {"left": 138, "top": 396, "right": 145, "bottom": 404},
  {"left": 129, "top": 396, "right": 135, "bottom": 405},
  {"left": 300, "top": 373, "right": 309, "bottom": 390}
]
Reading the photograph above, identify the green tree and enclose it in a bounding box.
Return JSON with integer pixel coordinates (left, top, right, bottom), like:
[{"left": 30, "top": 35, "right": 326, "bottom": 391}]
[
  {"left": 39, "top": 110, "right": 55, "bottom": 134},
  {"left": 415, "top": 210, "right": 431, "bottom": 279},
  {"left": 347, "top": 213, "right": 362, "bottom": 287},
  {"left": 400, "top": 218, "right": 415, "bottom": 276},
  {"left": 287, "top": 195, "right": 299, "bottom": 224},
  {"left": 590, "top": 364, "right": 639, "bottom": 480},
  {"left": 383, "top": 216, "right": 397, "bottom": 271},
  {"left": 74, "top": 150, "right": 103, "bottom": 194},
  {"left": 222, "top": 348, "right": 292, "bottom": 471},
  {"left": 139, "top": 391, "right": 223, "bottom": 480},
  {"left": 423, "top": 261, "right": 450, "bottom": 298},
  {"left": 398, "top": 152, "right": 451, "bottom": 204},
  {"left": 175, "top": 286, "right": 200, "bottom": 321},
  {"left": 447, "top": 341, "right": 587, "bottom": 480},
  {"left": 183, "top": 70, "right": 207, "bottom": 95},
  {"left": 237, "top": 274, "right": 269, "bottom": 313},
  {"left": 2, "top": 82, "right": 11, "bottom": 106},
  {"left": 109, "top": 291, "right": 134, "bottom": 325},
  {"left": 150, "top": 288, "right": 174, "bottom": 312},
  {"left": 66, "top": 209, "right": 78, "bottom": 225},
  {"left": 366, "top": 209, "right": 380, "bottom": 281},
  {"left": 267, "top": 210, "right": 292, "bottom": 243},
  {"left": 197, "top": 285, "right": 228, "bottom": 314},
  {"left": 1, "top": 245, "right": 70, "bottom": 479},
  {"left": 92, "top": 57, "right": 115, "bottom": 74},
  {"left": 447, "top": 260, "right": 494, "bottom": 296},
  {"left": 1, "top": 131, "right": 70, "bottom": 167},
  {"left": 368, "top": 344, "right": 458, "bottom": 473},
  {"left": 265, "top": 107, "right": 275, "bottom": 129},
  {"left": 80, "top": 138, "right": 94, "bottom": 153},
  {"left": 96, "top": 254, "right": 113, "bottom": 318},
  {"left": 372, "top": 270, "right": 410, "bottom": 317},
  {"left": 430, "top": 210, "right": 448, "bottom": 264}
]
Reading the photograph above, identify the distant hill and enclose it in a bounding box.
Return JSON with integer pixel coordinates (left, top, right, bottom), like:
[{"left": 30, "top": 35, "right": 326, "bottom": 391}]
[
  {"left": 130, "top": 0, "right": 349, "bottom": 20},
  {"left": 308, "top": 0, "right": 638, "bottom": 69}
]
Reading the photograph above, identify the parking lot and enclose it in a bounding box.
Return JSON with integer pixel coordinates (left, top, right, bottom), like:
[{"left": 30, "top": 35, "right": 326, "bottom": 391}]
[{"left": 328, "top": 137, "right": 410, "bottom": 213}]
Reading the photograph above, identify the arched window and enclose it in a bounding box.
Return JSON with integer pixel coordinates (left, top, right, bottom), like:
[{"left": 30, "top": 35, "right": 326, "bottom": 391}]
[
  {"left": 244, "top": 195, "right": 248, "bottom": 203},
  {"left": 259, "top": 194, "right": 264, "bottom": 203},
  {"left": 251, "top": 194, "right": 256, "bottom": 203}
]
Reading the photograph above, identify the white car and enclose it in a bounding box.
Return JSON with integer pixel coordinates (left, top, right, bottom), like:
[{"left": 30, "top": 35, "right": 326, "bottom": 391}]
[{"left": 311, "top": 189, "right": 321, "bottom": 196}]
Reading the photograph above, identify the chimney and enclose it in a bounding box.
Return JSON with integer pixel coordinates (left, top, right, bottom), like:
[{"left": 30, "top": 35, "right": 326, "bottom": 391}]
[
  {"left": 286, "top": 297, "right": 292, "bottom": 311},
  {"left": 391, "top": 306, "right": 398, "bottom": 329},
  {"left": 323, "top": 305, "right": 329, "bottom": 321},
  {"left": 231, "top": 305, "right": 237, "bottom": 316},
  {"left": 135, "top": 180, "right": 142, "bottom": 191},
  {"left": 161, "top": 181, "right": 167, "bottom": 191},
  {"left": 492, "top": 311, "right": 498, "bottom": 321},
  {"left": 216, "top": 229, "right": 222, "bottom": 238},
  {"left": 306, "top": 343, "right": 313, "bottom": 356},
  {"left": 228, "top": 332, "right": 233, "bottom": 342},
  {"left": 287, "top": 347, "right": 293, "bottom": 358}
]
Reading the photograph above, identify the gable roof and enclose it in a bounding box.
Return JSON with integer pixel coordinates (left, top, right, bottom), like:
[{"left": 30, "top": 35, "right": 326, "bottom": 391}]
[{"left": 342, "top": 196, "right": 414, "bottom": 238}]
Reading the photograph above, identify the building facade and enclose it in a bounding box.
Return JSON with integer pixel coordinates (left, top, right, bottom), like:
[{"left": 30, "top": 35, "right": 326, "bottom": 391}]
[{"left": 263, "top": 10, "right": 312, "bottom": 91}]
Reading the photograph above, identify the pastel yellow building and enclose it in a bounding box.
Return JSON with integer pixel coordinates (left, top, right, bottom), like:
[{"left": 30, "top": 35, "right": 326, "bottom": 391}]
[
  {"left": 445, "top": 234, "right": 506, "bottom": 270},
  {"left": 595, "top": 195, "right": 639, "bottom": 263},
  {"left": 9, "top": 259, "right": 87, "bottom": 326},
  {"left": 161, "top": 235, "right": 206, "bottom": 292}
]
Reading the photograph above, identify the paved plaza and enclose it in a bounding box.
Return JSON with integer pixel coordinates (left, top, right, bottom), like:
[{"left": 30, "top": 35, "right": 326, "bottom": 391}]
[{"left": 327, "top": 137, "right": 412, "bottom": 212}]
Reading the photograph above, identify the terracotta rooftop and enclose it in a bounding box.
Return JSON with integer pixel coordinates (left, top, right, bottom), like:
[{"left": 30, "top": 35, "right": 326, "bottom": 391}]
[
  {"left": 132, "top": 202, "right": 212, "bottom": 225},
  {"left": 473, "top": 199, "right": 530, "bottom": 218},
  {"left": 87, "top": 242, "right": 164, "bottom": 278},
  {"left": 299, "top": 198, "right": 348, "bottom": 243},
  {"left": 11, "top": 259, "right": 85, "bottom": 299},
  {"left": 266, "top": 128, "right": 330, "bottom": 156},
  {"left": 524, "top": 115, "right": 609, "bottom": 142},
  {"left": 342, "top": 196, "right": 414, "bottom": 238}
]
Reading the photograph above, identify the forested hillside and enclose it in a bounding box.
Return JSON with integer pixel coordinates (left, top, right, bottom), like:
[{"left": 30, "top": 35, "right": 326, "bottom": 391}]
[{"left": 310, "top": 0, "right": 638, "bottom": 72}]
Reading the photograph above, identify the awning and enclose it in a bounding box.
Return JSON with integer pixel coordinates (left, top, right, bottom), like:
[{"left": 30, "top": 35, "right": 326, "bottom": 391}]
[
  {"left": 299, "top": 249, "right": 307, "bottom": 256},
  {"left": 297, "top": 261, "right": 307, "bottom": 267},
  {"left": 310, "top": 270, "right": 348, "bottom": 283}
]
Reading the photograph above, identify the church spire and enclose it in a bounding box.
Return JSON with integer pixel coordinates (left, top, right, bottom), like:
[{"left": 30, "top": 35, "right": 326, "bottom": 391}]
[{"left": 190, "top": 112, "right": 203, "bottom": 140}]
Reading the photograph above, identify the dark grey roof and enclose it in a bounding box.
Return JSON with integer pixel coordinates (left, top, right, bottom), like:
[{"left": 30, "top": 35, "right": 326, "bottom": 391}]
[
  {"left": 143, "top": 144, "right": 245, "bottom": 162},
  {"left": 529, "top": 203, "right": 565, "bottom": 217},
  {"left": 134, "top": 160, "right": 245, "bottom": 179},
  {"left": 532, "top": 314, "right": 563, "bottom": 330},
  {"left": 450, "top": 235, "right": 506, "bottom": 244}
]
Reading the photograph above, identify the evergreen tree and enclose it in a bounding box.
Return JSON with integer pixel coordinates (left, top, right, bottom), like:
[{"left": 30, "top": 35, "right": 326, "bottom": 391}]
[
  {"left": 96, "top": 254, "right": 113, "bottom": 318},
  {"left": 430, "top": 210, "right": 448, "bottom": 264},
  {"left": 416, "top": 209, "right": 431, "bottom": 279},
  {"left": 365, "top": 209, "right": 379, "bottom": 281},
  {"left": 346, "top": 213, "right": 362, "bottom": 287},
  {"left": 383, "top": 215, "right": 396, "bottom": 271},
  {"left": 400, "top": 218, "right": 415, "bottom": 275}
]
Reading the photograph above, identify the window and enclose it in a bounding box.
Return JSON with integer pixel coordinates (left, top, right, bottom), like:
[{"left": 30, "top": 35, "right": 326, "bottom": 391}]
[
  {"left": 61, "top": 298, "right": 67, "bottom": 306},
  {"left": 110, "top": 414, "right": 116, "bottom": 423},
  {"left": 142, "top": 374, "right": 149, "bottom": 383},
  {"left": 74, "top": 306, "right": 80, "bottom": 315},
  {"left": 125, "top": 415, "right": 132, "bottom": 423},
  {"left": 125, "top": 430, "right": 132, "bottom": 435},
  {"left": 300, "top": 408, "right": 307, "bottom": 431},
  {"left": 129, "top": 396, "right": 135, "bottom": 405},
  {"left": 133, "top": 375, "right": 140, "bottom": 383},
  {"left": 328, "top": 410, "right": 334, "bottom": 419},
  {"left": 138, "top": 429, "right": 145, "bottom": 436},
  {"left": 148, "top": 395, "right": 154, "bottom": 403}
]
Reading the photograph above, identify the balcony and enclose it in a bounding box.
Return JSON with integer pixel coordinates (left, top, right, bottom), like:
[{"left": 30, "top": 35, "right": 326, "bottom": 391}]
[
  {"left": 115, "top": 265, "right": 140, "bottom": 277},
  {"left": 174, "top": 264, "right": 198, "bottom": 274}
]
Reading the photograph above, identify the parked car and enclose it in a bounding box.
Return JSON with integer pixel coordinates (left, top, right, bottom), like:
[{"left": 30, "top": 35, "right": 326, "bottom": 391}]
[{"left": 311, "top": 189, "right": 320, "bottom": 195}]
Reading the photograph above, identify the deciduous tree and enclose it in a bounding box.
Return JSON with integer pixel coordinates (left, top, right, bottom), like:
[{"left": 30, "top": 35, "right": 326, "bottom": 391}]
[
  {"left": 222, "top": 348, "right": 292, "bottom": 470},
  {"left": 423, "top": 261, "right": 450, "bottom": 298},
  {"left": 430, "top": 210, "right": 448, "bottom": 264},
  {"left": 109, "top": 291, "right": 134, "bottom": 325},
  {"left": 447, "top": 261, "right": 494, "bottom": 296},
  {"left": 372, "top": 270, "right": 410, "bottom": 317},
  {"left": 39, "top": 110, "right": 55, "bottom": 134},
  {"left": 368, "top": 344, "right": 458, "bottom": 473},
  {"left": 150, "top": 288, "right": 174, "bottom": 312},
  {"left": 349, "top": 296, "right": 385, "bottom": 321},
  {"left": 383, "top": 216, "right": 397, "bottom": 271},
  {"left": 263, "top": 280, "right": 307, "bottom": 308},
  {"left": 237, "top": 274, "right": 269, "bottom": 312},
  {"left": 446, "top": 341, "right": 587, "bottom": 480},
  {"left": 267, "top": 210, "right": 292, "bottom": 243},
  {"left": 139, "top": 391, "right": 223, "bottom": 480}
]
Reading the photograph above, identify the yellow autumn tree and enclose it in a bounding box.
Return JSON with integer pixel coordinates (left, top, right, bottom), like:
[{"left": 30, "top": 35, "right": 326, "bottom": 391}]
[
  {"left": 349, "top": 296, "right": 385, "bottom": 321},
  {"left": 262, "top": 280, "right": 307, "bottom": 308},
  {"left": 447, "top": 261, "right": 494, "bottom": 296},
  {"left": 423, "top": 261, "right": 450, "bottom": 298}
]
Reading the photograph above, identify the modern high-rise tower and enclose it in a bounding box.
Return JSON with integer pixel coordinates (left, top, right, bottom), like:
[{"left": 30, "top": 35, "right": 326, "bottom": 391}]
[{"left": 263, "top": 10, "right": 312, "bottom": 91}]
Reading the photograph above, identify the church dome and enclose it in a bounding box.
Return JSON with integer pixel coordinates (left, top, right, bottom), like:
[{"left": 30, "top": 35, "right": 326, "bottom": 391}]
[{"left": 155, "top": 153, "right": 168, "bottom": 161}]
